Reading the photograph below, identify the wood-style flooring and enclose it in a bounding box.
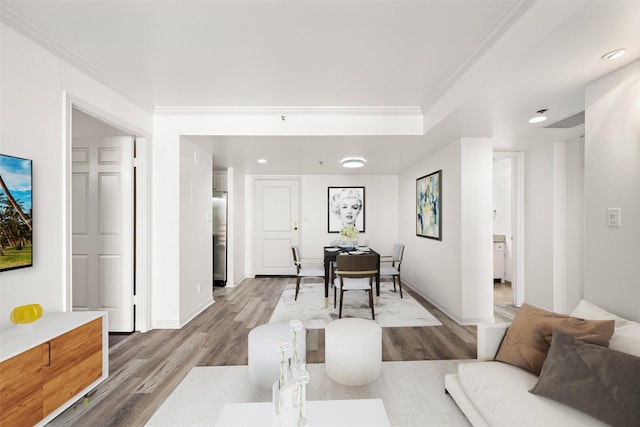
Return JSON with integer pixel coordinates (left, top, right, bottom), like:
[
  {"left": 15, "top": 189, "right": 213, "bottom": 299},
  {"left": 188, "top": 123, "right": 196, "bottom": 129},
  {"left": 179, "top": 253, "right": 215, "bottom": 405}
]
[
  {"left": 494, "top": 280, "right": 513, "bottom": 305},
  {"left": 48, "top": 277, "right": 516, "bottom": 426}
]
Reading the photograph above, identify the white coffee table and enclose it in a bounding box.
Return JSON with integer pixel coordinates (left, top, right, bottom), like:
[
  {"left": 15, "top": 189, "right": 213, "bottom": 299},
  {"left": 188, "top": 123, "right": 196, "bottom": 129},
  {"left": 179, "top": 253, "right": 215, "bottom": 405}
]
[{"left": 214, "top": 398, "right": 391, "bottom": 427}]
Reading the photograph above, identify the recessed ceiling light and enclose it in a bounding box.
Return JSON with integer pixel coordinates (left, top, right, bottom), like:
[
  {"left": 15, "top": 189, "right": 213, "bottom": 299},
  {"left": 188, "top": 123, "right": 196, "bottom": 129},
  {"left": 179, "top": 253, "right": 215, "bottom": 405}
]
[
  {"left": 601, "top": 49, "right": 626, "bottom": 61},
  {"left": 341, "top": 157, "right": 366, "bottom": 168},
  {"left": 257, "top": 159, "right": 267, "bottom": 164},
  {"left": 528, "top": 109, "right": 548, "bottom": 124}
]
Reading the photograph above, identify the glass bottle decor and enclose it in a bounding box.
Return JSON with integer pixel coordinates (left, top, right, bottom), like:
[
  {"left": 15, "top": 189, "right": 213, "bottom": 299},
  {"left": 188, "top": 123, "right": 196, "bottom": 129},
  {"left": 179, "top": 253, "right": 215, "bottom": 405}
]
[
  {"left": 273, "top": 340, "right": 293, "bottom": 427},
  {"left": 293, "top": 367, "right": 310, "bottom": 427},
  {"left": 272, "top": 320, "right": 309, "bottom": 427},
  {"left": 289, "top": 319, "right": 304, "bottom": 367}
]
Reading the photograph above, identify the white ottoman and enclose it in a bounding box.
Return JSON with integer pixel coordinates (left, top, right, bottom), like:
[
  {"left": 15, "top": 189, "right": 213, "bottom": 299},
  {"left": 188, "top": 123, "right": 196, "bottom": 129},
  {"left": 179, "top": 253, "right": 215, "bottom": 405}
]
[
  {"left": 248, "top": 321, "right": 306, "bottom": 389},
  {"left": 325, "top": 318, "right": 382, "bottom": 386}
]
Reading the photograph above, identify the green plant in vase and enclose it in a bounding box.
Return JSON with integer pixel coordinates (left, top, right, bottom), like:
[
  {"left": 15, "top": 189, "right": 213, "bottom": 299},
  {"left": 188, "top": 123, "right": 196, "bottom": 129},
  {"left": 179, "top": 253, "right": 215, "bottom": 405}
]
[{"left": 339, "top": 225, "right": 358, "bottom": 249}]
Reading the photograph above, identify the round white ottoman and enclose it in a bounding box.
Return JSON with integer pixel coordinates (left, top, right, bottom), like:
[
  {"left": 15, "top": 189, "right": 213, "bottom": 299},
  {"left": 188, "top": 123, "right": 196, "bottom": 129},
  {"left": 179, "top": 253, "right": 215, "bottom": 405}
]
[
  {"left": 325, "top": 318, "right": 382, "bottom": 386},
  {"left": 248, "top": 321, "right": 306, "bottom": 389}
]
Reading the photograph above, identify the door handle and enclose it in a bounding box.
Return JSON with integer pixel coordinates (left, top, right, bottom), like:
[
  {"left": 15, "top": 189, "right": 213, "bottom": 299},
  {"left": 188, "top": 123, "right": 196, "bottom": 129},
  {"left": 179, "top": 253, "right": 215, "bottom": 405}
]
[{"left": 46, "top": 341, "right": 51, "bottom": 366}]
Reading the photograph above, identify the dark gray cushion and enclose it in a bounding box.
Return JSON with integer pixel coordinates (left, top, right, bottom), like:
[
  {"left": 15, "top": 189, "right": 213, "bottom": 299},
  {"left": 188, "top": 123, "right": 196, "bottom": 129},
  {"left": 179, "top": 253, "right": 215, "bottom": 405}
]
[{"left": 530, "top": 330, "right": 640, "bottom": 427}]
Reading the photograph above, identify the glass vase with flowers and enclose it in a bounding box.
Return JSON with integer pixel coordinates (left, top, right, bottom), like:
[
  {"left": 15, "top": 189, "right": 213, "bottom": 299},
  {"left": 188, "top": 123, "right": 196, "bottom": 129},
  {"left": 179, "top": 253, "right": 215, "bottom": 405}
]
[{"left": 339, "top": 225, "right": 358, "bottom": 249}]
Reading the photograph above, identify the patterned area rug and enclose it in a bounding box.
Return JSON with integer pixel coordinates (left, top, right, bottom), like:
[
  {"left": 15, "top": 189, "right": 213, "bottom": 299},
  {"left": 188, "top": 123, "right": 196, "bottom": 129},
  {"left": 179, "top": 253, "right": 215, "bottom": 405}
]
[
  {"left": 269, "top": 282, "right": 442, "bottom": 328},
  {"left": 146, "top": 361, "right": 471, "bottom": 427}
]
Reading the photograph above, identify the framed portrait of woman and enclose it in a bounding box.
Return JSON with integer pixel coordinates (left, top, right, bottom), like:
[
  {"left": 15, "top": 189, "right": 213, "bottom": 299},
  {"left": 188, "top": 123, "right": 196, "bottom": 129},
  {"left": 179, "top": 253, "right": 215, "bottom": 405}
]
[{"left": 327, "top": 186, "right": 365, "bottom": 233}]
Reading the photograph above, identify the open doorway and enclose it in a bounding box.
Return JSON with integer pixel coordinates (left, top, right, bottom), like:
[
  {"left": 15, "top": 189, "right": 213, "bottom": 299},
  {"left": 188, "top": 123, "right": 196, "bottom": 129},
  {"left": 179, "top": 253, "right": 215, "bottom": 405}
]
[
  {"left": 493, "top": 157, "right": 513, "bottom": 305},
  {"left": 69, "top": 106, "right": 148, "bottom": 333},
  {"left": 492, "top": 151, "right": 525, "bottom": 313}
]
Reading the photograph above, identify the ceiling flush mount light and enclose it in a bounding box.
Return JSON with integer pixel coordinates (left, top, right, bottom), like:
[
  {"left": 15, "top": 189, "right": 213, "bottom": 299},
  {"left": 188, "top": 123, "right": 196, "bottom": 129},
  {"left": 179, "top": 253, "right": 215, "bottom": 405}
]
[
  {"left": 601, "top": 49, "right": 626, "bottom": 61},
  {"left": 341, "top": 157, "right": 366, "bottom": 168},
  {"left": 528, "top": 109, "right": 548, "bottom": 124},
  {"left": 257, "top": 159, "right": 267, "bottom": 164}
]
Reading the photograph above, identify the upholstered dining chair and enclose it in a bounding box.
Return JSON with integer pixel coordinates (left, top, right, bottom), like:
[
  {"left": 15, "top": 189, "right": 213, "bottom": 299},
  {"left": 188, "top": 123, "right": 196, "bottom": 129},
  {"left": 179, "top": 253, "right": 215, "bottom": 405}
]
[
  {"left": 380, "top": 243, "right": 404, "bottom": 298},
  {"left": 291, "top": 246, "right": 325, "bottom": 301},
  {"left": 333, "top": 253, "right": 379, "bottom": 319}
]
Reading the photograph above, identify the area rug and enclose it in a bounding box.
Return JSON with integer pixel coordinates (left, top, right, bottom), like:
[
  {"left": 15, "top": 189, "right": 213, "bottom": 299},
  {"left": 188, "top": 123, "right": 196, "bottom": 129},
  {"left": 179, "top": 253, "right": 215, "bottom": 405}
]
[
  {"left": 146, "top": 361, "right": 471, "bottom": 426},
  {"left": 269, "top": 282, "right": 442, "bottom": 328}
]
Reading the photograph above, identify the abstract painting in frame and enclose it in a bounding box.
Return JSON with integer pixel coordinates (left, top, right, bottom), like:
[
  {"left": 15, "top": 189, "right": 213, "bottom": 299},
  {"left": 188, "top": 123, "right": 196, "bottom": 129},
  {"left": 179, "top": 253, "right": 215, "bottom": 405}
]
[
  {"left": 0, "top": 153, "right": 33, "bottom": 272},
  {"left": 416, "top": 170, "right": 441, "bottom": 240},
  {"left": 328, "top": 186, "right": 365, "bottom": 233}
]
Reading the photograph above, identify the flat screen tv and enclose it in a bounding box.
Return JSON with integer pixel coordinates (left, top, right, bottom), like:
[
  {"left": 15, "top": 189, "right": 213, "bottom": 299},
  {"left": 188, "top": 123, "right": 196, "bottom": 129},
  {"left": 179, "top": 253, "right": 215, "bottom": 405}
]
[{"left": 0, "top": 153, "right": 33, "bottom": 272}]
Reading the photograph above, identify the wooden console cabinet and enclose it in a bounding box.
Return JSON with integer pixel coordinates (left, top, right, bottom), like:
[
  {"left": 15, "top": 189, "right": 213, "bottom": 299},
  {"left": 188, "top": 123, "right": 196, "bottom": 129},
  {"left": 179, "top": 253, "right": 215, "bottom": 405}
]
[
  {"left": 0, "top": 345, "right": 43, "bottom": 426},
  {"left": 0, "top": 312, "right": 108, "bottom": 427}
]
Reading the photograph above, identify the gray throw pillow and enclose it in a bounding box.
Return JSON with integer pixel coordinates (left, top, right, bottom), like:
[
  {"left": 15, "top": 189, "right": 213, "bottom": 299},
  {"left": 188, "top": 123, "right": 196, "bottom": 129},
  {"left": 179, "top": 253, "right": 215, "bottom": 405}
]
[{"left": 530, "top": 330, "right": 640, "bottom": 427}]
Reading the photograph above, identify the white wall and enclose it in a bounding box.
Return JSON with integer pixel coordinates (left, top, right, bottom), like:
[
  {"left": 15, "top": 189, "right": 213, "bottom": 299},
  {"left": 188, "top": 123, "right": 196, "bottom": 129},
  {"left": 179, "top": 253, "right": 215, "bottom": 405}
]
[
  {"left": 584, "top": 59, "right": 640, "bottom": 322},
  {"left": 400, "top": 142, "right": 461, "bottom": 318},
  {"left": 151, "top": 119, "right": 181, "bottom": 327},
  {"left": 398, "top": 138, "right": 493, "bottom": 324},
  {"left": 552, "top": 141, "right": 568, "bottom": 313},
  {"left": 230, "top": 167, "right": 245, "bottom": 286},
  {"left": 565, "top": 137, "right": 584, "bottom": 312},
  {"left": 524, "top": 138, "right": 585, "bottom": 314},
  {"left": 460, "top": 138, "right": 494, "bottom": 322},
  {"left": 179, "top": 138, "right": 214, "bottom": 326},
  {"left": 299, "top": 175, "right": 398, "bottom": 259},
  {"left": 524, "top": 143, "right": 554, "bottom": 309},
  {"left": 0, "top": 25, "right": 153, "bottom": 331}
]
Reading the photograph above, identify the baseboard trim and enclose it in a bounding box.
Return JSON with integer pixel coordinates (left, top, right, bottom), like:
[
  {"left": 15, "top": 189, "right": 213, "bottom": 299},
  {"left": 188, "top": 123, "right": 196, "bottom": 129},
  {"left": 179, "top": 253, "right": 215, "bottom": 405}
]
[
  {"left": 151, "top": 319, "right": 182, "bottom": 329},
  {"left": 180, "top": 297, "right": 215, "bottom": 328},
  {"left": 255, "top": 274, "right": 296, "bottom": 278},
  {"left": 403, "top": 281, "right": 466, "bottom": 325}
]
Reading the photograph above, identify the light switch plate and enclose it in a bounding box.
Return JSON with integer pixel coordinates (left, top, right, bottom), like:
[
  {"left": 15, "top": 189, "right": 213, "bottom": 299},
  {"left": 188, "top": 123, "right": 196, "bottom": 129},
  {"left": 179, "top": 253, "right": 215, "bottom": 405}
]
[{"left": 607, "top": 208, "right": 621, "bottom": 227}]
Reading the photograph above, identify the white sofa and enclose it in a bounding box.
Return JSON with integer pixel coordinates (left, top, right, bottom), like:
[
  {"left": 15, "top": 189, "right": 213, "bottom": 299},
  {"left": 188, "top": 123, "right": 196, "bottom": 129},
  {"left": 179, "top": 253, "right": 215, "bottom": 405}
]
[{"left": 445, "top": 300, "right": 640, "bottom": 427}]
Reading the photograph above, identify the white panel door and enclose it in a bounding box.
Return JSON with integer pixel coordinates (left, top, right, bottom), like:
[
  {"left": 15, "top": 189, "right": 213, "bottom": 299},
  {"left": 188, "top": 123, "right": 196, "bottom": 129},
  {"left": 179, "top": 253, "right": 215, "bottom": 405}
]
[
  {"left": 72, "top": 136, "right": 134, "bottom": 332},
  {"left": 254, "top": 179, "right": 299, "bottom": 275}
]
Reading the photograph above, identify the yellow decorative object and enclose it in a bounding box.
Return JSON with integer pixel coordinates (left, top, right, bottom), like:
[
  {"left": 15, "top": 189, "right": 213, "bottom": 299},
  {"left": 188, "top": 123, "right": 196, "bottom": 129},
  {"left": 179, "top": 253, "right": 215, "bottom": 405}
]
[{"left": 10, "top": 304, "right": 43, "bottom": 324}]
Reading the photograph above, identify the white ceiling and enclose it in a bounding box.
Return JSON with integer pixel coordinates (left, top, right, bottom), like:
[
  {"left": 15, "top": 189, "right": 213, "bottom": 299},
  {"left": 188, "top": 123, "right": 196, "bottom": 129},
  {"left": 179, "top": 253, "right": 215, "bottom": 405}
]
[{"left": 3, "top": 0, "right": 640, "bottom": 174}]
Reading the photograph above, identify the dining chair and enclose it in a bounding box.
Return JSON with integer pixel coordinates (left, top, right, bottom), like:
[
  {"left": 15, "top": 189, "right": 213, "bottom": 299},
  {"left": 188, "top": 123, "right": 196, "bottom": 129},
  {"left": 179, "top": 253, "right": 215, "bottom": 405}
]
[
  {"left": 333, "top": 253, "right": 379, "bottom": 319},
  {"left": 380, "top": 243, "right": 404, "bottom": 298},
  {"left": 291, "top": 246, "right": 325, "bottom": 301}
]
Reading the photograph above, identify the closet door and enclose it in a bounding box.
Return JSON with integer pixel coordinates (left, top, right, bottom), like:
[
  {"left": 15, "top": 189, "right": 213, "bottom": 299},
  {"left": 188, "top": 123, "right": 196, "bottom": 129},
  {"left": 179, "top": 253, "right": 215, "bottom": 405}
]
[{"left": 72, "top": 136, "right": 134, "bottom": 332}]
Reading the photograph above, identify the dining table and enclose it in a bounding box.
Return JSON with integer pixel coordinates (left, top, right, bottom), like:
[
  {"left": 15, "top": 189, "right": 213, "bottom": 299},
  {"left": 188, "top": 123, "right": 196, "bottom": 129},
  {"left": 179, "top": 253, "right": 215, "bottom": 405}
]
[{"left": 323, "top": 246, "right": 381, "bottom": 308}]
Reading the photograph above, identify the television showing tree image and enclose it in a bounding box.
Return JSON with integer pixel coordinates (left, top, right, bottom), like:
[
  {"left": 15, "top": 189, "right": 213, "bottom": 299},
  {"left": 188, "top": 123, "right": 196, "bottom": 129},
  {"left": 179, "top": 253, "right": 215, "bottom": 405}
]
[{"left": 0, "top": 154, "right": 33, "bottom": 272}]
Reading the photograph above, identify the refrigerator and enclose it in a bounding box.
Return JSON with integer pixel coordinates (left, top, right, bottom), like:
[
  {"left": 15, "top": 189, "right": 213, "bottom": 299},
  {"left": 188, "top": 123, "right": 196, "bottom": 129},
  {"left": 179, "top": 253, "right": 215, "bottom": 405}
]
[{"left": 212, "top": 191, "right": 227, "bottom": 287}]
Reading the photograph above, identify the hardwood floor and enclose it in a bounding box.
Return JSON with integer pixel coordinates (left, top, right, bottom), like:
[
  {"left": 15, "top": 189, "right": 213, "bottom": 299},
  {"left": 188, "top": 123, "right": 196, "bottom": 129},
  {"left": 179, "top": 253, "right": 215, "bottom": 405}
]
[
  {"left": 493, "top": 281, "right": 520, "bottom": 323},
  {"left": 48, "top": 277, "right": 512, "bottom": 426},
  {"left": 493, "top": 280, "right": 513, "bottom": 305}
]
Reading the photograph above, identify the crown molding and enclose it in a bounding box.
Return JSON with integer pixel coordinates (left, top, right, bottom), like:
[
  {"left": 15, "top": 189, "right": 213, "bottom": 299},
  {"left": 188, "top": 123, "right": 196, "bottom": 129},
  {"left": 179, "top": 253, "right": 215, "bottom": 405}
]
[
  {"left": 423, "top": 0, "right": 536, "bottom": 108},
  {"left": 1, "top": 3, "right": 153, "bottom": 112},
  {"left": 154, "top": 106, "right": 423, "bottom": 117}
]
